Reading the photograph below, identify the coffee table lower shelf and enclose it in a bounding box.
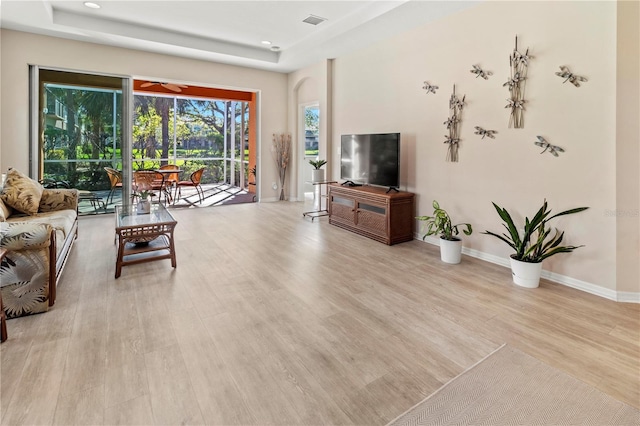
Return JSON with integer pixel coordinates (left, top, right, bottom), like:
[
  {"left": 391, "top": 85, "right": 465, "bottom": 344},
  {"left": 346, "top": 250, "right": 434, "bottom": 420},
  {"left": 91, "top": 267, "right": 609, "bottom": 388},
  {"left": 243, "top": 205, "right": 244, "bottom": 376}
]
[{"left": 116, "top": 235, "right": 176, "bottom": 278}]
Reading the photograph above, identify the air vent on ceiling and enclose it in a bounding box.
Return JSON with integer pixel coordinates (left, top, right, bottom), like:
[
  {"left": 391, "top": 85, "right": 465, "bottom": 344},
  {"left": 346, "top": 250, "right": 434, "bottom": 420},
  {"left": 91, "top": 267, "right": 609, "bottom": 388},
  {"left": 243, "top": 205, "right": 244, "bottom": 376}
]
[{"left": 302, "top": 15, "right": 327, "bottom": 26}]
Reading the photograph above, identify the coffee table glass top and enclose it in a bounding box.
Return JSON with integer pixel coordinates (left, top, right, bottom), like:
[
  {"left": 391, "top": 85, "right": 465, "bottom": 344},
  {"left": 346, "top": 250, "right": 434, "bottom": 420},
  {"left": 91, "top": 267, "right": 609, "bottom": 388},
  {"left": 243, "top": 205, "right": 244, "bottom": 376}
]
[{"left": 115, "top": 203, "right": 176, "bottom": 228}]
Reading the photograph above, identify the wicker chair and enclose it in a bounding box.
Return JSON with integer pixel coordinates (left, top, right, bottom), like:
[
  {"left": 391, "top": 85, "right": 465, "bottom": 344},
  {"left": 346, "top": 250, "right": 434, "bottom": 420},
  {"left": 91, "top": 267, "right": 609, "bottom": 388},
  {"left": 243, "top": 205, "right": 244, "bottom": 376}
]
[
  {"left": 176, "top": 168, "right": 205, "bottom": 203},
  {"left": 133, "top": 170, "right": 168, "bottom": 203},
  {"left": 159, "top": 164, "right": 180, "bottom": 201},
  {"left": 159, "top": 164, "right": 180, "bottom": 185},
  {"left": 104, "top": 167, "right": 123, "bottom": 204}
]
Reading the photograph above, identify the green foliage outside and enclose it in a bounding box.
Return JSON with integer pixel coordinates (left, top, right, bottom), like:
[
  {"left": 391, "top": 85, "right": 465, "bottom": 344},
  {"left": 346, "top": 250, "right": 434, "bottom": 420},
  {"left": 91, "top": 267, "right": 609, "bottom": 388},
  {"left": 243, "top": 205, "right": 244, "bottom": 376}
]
[{"left": 43, "top": 88, "right": 251, "bottom": 191}]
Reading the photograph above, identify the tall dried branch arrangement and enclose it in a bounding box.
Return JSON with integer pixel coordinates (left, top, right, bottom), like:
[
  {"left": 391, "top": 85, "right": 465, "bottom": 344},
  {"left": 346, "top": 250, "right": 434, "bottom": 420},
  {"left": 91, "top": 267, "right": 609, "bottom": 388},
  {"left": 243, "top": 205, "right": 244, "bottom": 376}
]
[
  {"left": 444, "top": 85, "right": 465, "bottom": 162},
  {"left": 504, "top": 36, "right": 531, "bottom": 128},
  {"left": 272, "top": 133, "right": 291, "bottom": 200}
]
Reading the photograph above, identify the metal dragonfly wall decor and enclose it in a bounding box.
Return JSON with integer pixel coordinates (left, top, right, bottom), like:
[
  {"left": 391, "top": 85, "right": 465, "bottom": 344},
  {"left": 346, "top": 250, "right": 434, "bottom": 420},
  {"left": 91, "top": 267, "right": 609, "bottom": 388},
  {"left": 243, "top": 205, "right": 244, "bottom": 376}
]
[
  {"left": 555, "top": 66, "right": 587, "bottom": 87},
  {"left": 534, "top": 136, "right": 565, "bottom": 157},
  {"left": 470, "top": 64, "right": 492, "bottom": 80},
  {"left": 423, "top": 81, "right": 439, "bottom": 94},
  {"left": 474, "top": 126, "right": 497, "bottom": 139}
]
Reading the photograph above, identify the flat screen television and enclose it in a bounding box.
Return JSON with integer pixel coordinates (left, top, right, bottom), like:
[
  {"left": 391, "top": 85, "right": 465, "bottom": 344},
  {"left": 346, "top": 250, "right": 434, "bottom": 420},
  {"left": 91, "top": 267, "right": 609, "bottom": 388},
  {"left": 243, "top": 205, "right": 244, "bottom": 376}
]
[{"left": 340, "top": 133, "right": 400, "bottom": 189}]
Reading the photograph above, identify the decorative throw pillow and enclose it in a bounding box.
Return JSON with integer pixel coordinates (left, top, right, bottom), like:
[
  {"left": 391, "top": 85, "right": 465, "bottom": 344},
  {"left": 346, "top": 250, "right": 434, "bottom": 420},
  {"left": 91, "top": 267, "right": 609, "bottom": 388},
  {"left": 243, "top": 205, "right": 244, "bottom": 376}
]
[
  {"left": 0, "top": 169, "right": 44, "bottom": 215},
  {"left": 0, "top": 197, "right": 12, "bottom": 221}
]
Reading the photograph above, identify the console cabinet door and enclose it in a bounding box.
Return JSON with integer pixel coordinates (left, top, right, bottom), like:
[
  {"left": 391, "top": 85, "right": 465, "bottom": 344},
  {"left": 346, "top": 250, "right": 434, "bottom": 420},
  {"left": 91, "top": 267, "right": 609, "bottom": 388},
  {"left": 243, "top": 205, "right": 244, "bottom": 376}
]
[
  {"left": 329, "top": 195, "right": 355, "bottom": 224},
  {"left": 355, "top": 202, "right": 387, "bottom": 238}
]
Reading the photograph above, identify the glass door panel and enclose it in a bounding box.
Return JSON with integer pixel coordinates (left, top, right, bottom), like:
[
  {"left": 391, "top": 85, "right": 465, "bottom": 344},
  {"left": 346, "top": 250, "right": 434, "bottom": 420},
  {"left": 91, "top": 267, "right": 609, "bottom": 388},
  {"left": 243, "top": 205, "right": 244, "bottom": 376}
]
[
  {"left": 38, "top": 69, "right": 126, "bottom": 215},
  {"left": 174, "top": 98, "right": 226, "bottom": 185},
  {"left": 303, "top": 105, "right": 320, "bottom": 195}
]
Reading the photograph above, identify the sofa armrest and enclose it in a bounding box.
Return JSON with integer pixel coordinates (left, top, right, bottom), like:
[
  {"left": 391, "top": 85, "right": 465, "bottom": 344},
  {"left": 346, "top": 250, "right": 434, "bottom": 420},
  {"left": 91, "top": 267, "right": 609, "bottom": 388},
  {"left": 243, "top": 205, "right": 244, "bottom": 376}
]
[
  {"left": 0, "top": 221, "right": 52, "bottom": 250},
  {"left": 39, "top": 188, "right": 79, "bottom": 213},
  {"left": 0, "top": 222, "right": 55, "bottom": 318}
]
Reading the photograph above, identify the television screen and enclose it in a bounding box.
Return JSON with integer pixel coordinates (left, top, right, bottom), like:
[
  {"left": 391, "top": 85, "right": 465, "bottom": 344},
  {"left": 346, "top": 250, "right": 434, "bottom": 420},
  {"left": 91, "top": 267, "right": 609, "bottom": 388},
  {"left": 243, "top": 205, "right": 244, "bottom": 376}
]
[{"left": 340, "top": 133, "right": 400, "bottom": 188}]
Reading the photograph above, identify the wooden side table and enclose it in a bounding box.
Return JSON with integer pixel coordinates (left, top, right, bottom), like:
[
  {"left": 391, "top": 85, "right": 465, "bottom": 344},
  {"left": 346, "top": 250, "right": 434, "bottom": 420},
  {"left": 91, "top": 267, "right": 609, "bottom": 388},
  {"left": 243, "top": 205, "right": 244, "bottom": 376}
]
[{"left": 1, "top": 248, "right": 7, "bottom": 342}]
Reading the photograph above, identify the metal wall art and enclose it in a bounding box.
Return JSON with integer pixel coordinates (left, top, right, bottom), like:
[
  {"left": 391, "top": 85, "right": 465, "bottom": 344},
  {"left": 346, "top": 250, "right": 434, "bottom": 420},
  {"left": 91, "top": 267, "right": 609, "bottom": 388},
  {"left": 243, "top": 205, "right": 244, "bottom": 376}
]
[
  {"left": 470, "top": 65, "right": 492, "bottom": 80},
  {"left": 444, "top": 85, "right": 465, "bottom": 162},
  {"left": 474, "top": 126, "right": 497, "bottom": 139},
  {"left": 504, "top": 36, "right": 531, "bottom": 128},
  {"left": 423, "top": 81, "right": 438, "bottom": 94},
  {"left": 555, "top": 66, "right": 587, "bottom": 87},
  {"left": 534, "top": 136, "right": 564, "bottom": 157}
]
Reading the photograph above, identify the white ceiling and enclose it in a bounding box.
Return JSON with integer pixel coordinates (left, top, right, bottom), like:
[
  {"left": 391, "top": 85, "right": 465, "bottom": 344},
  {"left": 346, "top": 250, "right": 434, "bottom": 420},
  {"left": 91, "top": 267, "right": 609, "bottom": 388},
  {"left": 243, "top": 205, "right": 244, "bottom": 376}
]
[{"left": 0, "top": 0, "right": 477, "bottom": 73}]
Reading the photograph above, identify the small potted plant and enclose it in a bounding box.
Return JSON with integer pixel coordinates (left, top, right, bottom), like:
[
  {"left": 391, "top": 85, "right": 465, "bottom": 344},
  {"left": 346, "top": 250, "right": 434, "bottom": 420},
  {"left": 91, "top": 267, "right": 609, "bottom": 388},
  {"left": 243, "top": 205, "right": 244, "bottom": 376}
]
[
  {"left": 134, "top": 186, "right": 155, "bottom": 214},
  {"left": 417, "top": 200, "right": 472, "bottom": 264},
  {"left": 309, "top": 158, "right": 327, "bottom": 183},
  {"left": 483, "top": 200, "right": 588, "bottom": 288}
]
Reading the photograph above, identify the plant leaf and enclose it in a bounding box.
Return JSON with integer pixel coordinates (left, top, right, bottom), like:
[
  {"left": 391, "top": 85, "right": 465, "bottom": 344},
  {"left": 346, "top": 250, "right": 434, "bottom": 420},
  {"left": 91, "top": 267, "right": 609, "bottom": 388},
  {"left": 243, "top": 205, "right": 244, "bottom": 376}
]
[
  {"left": 483, "top": 230, "right": 517, "bottom": 251},
  {"left": 547, "top": 206, "right": 589, "bottom": 221}
]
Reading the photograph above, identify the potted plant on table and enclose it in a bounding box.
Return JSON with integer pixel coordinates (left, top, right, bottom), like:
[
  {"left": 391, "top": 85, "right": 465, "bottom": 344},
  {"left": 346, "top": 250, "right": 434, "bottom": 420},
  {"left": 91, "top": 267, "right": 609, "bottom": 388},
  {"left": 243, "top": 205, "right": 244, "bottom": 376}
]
[
  {"left": 483, "top": 200, "right": 589, "bottom": 288},
  {"left": 417, "top": 200, "right": 473, "bottom": 264},
  {"left": 134, "top": 187, "right": 155, "bottom": 214},
  {"left": 309, "top": 158, "right": 327, "bottom": 183}
]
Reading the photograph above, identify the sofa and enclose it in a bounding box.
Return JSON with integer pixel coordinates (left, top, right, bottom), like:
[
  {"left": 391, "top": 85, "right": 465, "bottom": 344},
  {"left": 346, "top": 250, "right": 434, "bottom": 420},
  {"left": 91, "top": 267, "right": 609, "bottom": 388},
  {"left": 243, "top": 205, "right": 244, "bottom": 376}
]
[{"left": 0, "top": 169, "right": 78, "bottom": 319}]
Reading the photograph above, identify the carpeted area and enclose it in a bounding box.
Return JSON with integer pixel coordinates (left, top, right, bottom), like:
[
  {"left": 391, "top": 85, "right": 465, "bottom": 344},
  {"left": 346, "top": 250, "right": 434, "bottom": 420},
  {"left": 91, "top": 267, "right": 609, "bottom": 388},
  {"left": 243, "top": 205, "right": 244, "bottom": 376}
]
[{"left": 388, "top": 344, "right": 640, "bottom": 426}]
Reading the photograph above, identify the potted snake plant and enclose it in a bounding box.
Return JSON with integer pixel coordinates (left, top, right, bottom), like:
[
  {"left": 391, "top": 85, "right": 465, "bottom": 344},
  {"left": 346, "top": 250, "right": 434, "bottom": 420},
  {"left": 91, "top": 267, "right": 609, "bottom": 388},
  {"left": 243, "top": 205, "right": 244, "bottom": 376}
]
[
  {"left": 483, "top": 200, "right": 589, "bottom": 288},
  {"left": 417, "top": 200, "right": 472, "bottom": 264}
]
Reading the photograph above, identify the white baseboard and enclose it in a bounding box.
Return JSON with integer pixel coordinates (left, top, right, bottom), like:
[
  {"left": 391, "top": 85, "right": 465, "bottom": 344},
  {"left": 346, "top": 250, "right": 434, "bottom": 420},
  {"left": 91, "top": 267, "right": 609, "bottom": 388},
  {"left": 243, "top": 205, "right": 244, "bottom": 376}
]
[
  {"left": 260, "top": 197, "right": 279, "bottom": 202},
  {"left": 616, "top": 292, "right": 640, "bottom": 303},
  {"left": 417, "top": 235, "right": 639, "bottom": 303}
]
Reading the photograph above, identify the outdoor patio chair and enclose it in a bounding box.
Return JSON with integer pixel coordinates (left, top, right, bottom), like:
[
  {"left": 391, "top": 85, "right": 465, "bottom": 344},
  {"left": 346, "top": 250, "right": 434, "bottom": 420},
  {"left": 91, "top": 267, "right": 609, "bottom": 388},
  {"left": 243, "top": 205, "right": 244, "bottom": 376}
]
[
  {"left": 159, "top": 164, "right": 180, "bottom": 199},
  {"left": 104, "top": 167, "right": 123, "bottom": 204},
  {"left": 176, "top": 167, "right": 205, "bottom": 203},
  {"left": 159, "top": 164, "right": 180, "bottom": 184},
  {"left": 133, "top": 170, "right": 170, "bottom": 203}
]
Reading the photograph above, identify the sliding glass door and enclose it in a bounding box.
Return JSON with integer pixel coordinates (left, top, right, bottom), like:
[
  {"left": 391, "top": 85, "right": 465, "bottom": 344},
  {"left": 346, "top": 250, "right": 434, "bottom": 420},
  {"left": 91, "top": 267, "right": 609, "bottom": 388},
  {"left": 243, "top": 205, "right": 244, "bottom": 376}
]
[
  {"left": 31, "top": 69, "right": 256, "bottom": 213},
  {"left": 33, "top": 68, "right": 131, "bottom": 214}
]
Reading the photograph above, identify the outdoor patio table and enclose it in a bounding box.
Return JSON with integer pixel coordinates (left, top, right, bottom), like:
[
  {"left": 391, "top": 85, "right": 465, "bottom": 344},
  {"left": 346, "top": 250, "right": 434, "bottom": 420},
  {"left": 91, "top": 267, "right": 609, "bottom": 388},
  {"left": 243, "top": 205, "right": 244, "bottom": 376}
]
[{"left": 154, "top": 169, "right": 183, "bottom": 203}]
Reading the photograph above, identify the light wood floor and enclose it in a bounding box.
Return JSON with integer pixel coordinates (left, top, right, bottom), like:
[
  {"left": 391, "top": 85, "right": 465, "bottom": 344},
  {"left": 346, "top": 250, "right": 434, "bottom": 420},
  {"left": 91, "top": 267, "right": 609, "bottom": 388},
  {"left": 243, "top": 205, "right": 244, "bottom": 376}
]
[{"left": 1, "top": 202, "right": 639, "bottom": 425}]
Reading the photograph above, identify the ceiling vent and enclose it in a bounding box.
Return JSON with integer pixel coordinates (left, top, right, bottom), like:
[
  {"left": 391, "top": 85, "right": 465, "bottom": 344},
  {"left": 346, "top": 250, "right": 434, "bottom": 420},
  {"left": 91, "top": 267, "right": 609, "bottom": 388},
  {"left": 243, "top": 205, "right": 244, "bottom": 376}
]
[{"left": 302, "top": 15, "right": 327, "bottom": 26}]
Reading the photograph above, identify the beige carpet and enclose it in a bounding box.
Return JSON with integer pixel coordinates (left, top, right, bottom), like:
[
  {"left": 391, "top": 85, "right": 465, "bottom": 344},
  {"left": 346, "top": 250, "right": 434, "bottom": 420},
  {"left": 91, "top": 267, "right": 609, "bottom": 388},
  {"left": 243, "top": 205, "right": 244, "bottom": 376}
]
[{"left": 388, "top": 344, "right": 640, "bottom": 426}]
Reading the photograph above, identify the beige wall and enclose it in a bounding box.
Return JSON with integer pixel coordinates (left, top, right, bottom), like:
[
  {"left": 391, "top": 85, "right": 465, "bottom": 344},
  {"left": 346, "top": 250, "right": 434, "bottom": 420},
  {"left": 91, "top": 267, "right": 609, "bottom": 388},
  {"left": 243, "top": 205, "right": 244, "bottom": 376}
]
[
  {"left": 0, "top": 29, "right": 288, "bottom": 201},
  {"left": 328, "top": 1, "right": 633, "bottom": 296},
  {"left": 0, "top": 29, "right": 2, "bottom": 165},
  {"left": 616, "top": 0, "right": 640, "bottom": 294}
]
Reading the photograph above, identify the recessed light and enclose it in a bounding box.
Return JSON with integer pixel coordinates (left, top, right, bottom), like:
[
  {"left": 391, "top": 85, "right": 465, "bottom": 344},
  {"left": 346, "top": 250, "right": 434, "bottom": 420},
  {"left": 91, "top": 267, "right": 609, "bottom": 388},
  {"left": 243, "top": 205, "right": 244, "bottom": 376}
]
[
  {"left": 83, "top": 2, "right": 101, "bottom": 9},
  {"left": 261, "top": 40, "right": 272, "bottom": 45},
  {"left": 270, "top": 46, "right": 281, "bottom": 52}
]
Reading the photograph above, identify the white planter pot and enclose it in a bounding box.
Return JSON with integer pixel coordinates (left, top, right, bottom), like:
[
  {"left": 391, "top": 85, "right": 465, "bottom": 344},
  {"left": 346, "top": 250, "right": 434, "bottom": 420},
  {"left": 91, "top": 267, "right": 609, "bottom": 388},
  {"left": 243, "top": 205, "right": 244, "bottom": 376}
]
[
  {"left": 509, "top": 256, "right": 542, "bottom": 288},
  {"left": 311, "top": 169, "right": 325, "bottom": 183},
  {"left": 137, "top": 199, "right": 151, "bottom": 214},
  {"left": 440, "top": 238, "right": 462, "bottom": 264}
]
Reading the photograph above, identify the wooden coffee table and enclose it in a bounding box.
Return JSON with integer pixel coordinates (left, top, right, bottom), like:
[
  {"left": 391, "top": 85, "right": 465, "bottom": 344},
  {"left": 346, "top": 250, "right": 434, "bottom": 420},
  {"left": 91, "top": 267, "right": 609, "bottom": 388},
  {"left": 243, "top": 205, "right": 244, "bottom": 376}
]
[{"left": 115, "top": 203, "right": 177, "bottom": 278}]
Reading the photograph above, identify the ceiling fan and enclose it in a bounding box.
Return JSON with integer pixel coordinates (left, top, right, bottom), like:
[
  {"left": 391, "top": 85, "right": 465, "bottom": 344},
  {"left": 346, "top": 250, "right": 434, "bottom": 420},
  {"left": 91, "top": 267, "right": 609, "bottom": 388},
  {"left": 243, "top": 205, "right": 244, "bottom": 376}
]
[{"left": 139, "top": 81, "right": 188, "bottom": 93}]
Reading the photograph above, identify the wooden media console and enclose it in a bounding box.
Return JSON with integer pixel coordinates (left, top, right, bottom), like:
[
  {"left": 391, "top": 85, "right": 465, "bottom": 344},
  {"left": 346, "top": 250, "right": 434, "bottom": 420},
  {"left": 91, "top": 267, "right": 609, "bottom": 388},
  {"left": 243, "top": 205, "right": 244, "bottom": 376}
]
[{"left": 328, "top": 184, "right": 415, "bottom": 245}]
